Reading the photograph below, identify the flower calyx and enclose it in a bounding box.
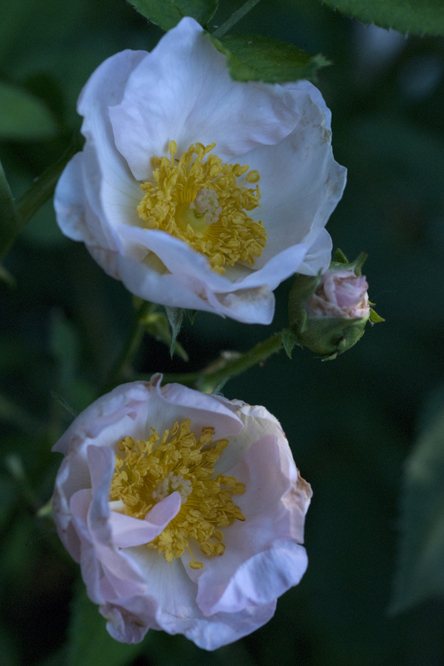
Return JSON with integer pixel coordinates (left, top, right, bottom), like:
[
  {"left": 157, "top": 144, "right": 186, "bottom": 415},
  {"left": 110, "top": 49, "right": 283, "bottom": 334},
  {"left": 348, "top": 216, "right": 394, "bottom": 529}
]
[{"left": 288, "top": 250, "right": 383, "bottom": 360}]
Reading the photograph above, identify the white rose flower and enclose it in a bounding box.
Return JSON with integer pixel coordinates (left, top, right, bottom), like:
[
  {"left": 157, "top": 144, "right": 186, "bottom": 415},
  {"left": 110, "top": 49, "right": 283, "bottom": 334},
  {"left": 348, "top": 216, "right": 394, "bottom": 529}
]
[
  {"left": 52, "top": 376, "right": 312, "bottom": 649},
  {"left": 54, "top": 17, "right": 346, "bottom": 323}
]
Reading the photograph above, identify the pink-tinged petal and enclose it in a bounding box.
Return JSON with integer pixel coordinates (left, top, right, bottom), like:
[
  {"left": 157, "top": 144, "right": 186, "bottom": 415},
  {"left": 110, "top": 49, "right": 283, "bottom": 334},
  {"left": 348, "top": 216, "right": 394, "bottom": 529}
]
[
  {"left": 70, "top": 488, "right": 105, "bottom": 604},
  {"left": 145, "top": 374, "right": 244, "bottom": 441},
  {"left": 193, "top": 433, "right": 311, "bottom": 615},
  {"left": 167, "top": 601, "right": 278, "bottom": 651},
  {"left": 122, "top": 546, "right": 278, "bottom": 650},
  {"left": 110, "top": 18, "right": 300, "bottom": 181},
  {"left": 211, "top": 400, "right": 285, "bottom": 474},
  {"left": 52, "top": 381, "right": 151, "bottom": 455},
  {"left": 201, "top": 541, "right": 308, "bottom": 616},
  {"left": 52, "top": 457, "right": 82, "bottom": 562},
  {"left": 100, "top": 596, "right": 159, "bottom": 643},
  {"left": 109, "top": 492, "right": 181, "bottom": 548}
]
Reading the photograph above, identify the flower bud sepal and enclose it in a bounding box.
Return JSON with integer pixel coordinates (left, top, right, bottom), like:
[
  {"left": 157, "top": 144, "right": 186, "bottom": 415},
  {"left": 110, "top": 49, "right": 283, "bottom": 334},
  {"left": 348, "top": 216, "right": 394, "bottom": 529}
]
[{"left": 288, "top": 251, "right": 379, "bottom": 361}]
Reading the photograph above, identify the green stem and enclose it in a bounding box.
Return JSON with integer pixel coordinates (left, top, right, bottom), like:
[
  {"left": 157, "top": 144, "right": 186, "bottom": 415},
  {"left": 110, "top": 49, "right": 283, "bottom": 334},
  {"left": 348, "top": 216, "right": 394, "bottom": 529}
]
[
  {"left": 134, "top": 330, "right": 283, "bottom": 393},
  {"left": 0, "top": 137, "right": 80, "bottom": 260},
  {"left": 100, "top": 300, "right": 154, "bottom": 394},
  {"left": 213, "top": 0, "right": 262, "bottom": 38},
  {"left": 0, "top": 158, "right": 20, "bottom": 259}
]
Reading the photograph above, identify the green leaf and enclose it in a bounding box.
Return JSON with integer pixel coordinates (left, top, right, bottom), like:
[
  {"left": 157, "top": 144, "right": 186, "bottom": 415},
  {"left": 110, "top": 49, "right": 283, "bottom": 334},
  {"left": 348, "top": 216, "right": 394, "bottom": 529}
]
[
  {"left": 369, "top": 308, "right": 385, "bottom": 324},
  {"left": 0, "top": 262, "right": 15, "bottom": 287},
  {"left": 0, "top": 139, "right": 79, "bottom": 260},
  {"left": 281, "top": 328, "right": 297, "bottom": 359},
  {"left": 0, "top": 81, "right": 57, "bottom": 140},
  {"left": 390, "top": 402, "right": 444, "bottom": 613},
  {"left": 210, "top": 34, "right": 329, "bottom": 84},
  {"left": 0, "top": 158, "right": 20, "bottom": 260},
  {"left": 142, "top": 310, "right": 189, "bottom": 361},
  {"left": 175, "top": 0, "right": 217, "bottom": 25},
  {"left": 16, "top": 138, "right": 79, "bottom": 229},
  {"left": 318, "top": 0, "right": 444, "bottom": 37},
  {"left": 67, "top": 581, "right": 142, "bottom": 666},
  {"left": 127, "top": 0, "right": 217, "bottom": 30},
  {"left": 50, "top": 312, "right": 78, "bottom": 383},
  {"left": 186, "top": 309, "right": 198, "bottom": 324},
  {"left": 165, "top": 306, "right": 184, "bottom": 358}
]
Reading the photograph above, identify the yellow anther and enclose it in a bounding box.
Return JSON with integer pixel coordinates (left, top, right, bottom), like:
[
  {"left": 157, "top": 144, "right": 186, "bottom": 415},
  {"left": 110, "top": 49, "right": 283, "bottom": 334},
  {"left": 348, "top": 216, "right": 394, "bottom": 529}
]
[
  {"left": 137, "top": 141, "right": 267, "bottom": 274},
  {"left": 168, "top": 140, "right": 177, "bottom": 164},
  {"left": 109, "top": 419, "right": 245, "bottom": 568},
  {"left": 246, "top": 170, "right": 260, "bottom": 183}
]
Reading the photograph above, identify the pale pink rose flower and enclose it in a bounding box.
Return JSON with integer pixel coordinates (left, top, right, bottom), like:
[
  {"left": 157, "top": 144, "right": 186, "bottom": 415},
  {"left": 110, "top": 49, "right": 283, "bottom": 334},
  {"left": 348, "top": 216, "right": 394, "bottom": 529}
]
[
  {"left": 54, "top": 16, "right": 346, "bottom": 324},
  {"left": 52, "top": 376, "right": 312, "bottom": 650},
  {"left": 305, "top": 269, "right": 370, "bottom": 319}
]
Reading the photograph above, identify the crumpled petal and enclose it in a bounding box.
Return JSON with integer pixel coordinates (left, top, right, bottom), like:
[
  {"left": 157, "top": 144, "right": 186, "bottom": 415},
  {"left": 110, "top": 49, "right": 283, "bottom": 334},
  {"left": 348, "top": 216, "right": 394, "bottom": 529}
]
[{"left": 54, "top": 17, "right": 346, "bottom": 323}]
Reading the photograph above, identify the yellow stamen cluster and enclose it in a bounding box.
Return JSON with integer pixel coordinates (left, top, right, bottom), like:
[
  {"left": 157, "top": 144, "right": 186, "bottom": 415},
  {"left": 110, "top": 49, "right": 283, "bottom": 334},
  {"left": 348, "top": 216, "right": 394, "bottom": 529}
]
[
  {"left": 137, "top": 141, "right": 267, "bottom": 274},
  {"left": 110, "top": 419, "right": 246, "bottom": 569}
]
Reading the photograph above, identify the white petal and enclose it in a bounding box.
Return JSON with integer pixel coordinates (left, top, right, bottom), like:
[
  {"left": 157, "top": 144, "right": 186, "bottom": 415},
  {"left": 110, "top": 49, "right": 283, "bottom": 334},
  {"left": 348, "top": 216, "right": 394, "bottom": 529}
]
[
  {"left": 116, "top": 226, "right": 277, "bottom": 322},
  {"left": 246, "top": 93, "right": 346, "bottom": 264},
  {"left": 285, "top": 79, "right": 332, "bottom": 131},
  {"left": 63, "top": 49, "right": 147, "bottom": 253},
  {"left": 54, "top": 152, "right": 98, "bottom": 245},
  {"left": 296, "top": 227, "right": 332, "bottom": 275},
  {"left": 110, "top": 18, "right": 301, "bottom": 181}
]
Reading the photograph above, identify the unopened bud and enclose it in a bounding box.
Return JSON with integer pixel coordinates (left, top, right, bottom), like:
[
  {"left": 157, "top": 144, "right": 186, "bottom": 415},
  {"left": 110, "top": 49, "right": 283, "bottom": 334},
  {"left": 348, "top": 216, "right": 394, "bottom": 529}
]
[{"left": 288, "top": 251, "right": 382, "bottom": 360}]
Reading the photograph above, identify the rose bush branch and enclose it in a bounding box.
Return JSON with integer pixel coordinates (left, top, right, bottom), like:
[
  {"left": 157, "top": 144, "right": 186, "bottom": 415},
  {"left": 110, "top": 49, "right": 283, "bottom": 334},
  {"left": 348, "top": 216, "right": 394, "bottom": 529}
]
[
  {"left": 100, "top": 299, "right": 155, "bottom": 394},
  {"left": 133, "top": 330, "right": 284, "bottom": 393},
  {"left": 213, "top": 0, "right": 263, "bottom": 38},
  {"left": 0, "top": 138, "right": 79, "bottom": 260}
]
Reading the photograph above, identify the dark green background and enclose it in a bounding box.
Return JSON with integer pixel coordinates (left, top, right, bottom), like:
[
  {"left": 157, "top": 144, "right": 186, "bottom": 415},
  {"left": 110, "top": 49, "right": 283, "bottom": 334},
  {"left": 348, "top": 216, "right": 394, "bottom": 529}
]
[{"left": 1, "top": 0, "right": 444, "bottom": 664}]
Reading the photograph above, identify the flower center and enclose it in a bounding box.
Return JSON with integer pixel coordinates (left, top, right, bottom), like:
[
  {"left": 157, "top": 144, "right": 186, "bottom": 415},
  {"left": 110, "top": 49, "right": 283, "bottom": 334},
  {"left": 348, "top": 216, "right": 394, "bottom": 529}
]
[
  {"left": 109, "top": 419, "right": 246, "bottom": 569},
  {"left": 137, "top": 141, "right": 267, "bottom": 274}
]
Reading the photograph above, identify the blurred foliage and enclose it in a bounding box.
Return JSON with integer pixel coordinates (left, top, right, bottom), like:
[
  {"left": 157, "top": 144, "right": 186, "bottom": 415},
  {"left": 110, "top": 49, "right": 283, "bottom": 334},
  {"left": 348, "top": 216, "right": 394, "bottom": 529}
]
[
  {"left": 318, "top": 0, "right": 444, "bottom": 37},
  {"left": 391, "top": 393, "right": 444, "bottom": 614},
  {"left": 2, "top": 0, "right": 444, "bottom": 665}
]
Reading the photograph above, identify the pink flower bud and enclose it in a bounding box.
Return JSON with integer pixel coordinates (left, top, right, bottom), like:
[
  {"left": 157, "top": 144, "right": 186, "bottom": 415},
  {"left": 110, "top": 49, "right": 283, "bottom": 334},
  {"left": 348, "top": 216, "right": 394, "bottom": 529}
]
[{"left": 305, "top": 269, "right": 370, "bottom": 319}]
